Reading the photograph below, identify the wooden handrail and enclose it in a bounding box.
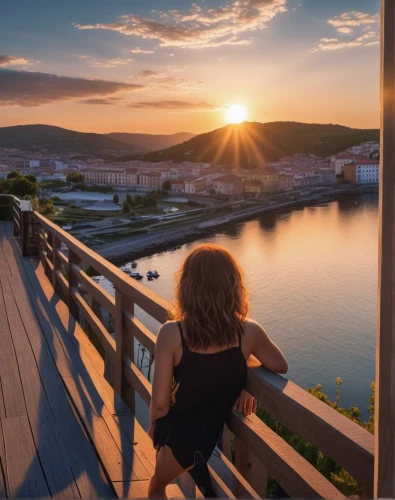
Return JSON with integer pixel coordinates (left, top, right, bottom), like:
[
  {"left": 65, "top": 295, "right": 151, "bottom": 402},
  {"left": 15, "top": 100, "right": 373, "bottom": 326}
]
[
  {"left": 31, "top": 209, "right": 375, "bottom": 497},
  {"left": 35, "top": 211, "right": 169, "bottom": 322}
]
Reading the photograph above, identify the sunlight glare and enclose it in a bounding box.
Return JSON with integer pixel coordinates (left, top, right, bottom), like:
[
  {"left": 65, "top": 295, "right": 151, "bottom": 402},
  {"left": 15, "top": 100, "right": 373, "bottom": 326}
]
[{"left": 226, "top": 105, "right": 247, "bottom": 124}]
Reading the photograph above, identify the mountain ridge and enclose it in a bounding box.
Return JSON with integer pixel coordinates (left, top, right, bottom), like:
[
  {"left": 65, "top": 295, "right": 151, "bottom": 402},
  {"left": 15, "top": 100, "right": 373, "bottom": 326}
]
[
  {"left": 143, "top": 121, "right": 380, "bottom": 167},
  {"left": 106, "top": 132, "right": 195, "bottom": 152},
  {"left": 0, "top": 124, "right": 147, "bottom": 157}
]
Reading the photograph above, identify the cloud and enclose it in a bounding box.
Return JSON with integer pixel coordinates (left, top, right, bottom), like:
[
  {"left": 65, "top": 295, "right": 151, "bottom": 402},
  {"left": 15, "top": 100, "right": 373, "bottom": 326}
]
[
  {"left": 87, "top": 57, "right": 133, "bottom": 68},
  {"left": 0, "top": 55, "right": 31, "bottom": 67},
  {"left": 314, "top": 11, "right": 379, "bottom": 51},
  {"left": 130, "top": 47, "right": 154, "bottom": 54},
  {"left": 316, "top": 41, "right": 363, "bottom": 51},
  {"left": 356, "top": 31, "right": 377, "bottom": 42},
  {"left": 128, "top": 100, "right": 216, "bottom": 110},
  {"left": 136, "top": 69, "right": 206, "bottom": 93},
  {"left": 78, "top": 97, "right": 123, "bottom": 105},
  {"left": 137, "top": 69, "right": 163, "bottom": 78},
  {"left": 328, "top": 11, "right": 379, "bottom": 34},
  {"left": 0, "top": 69, "right": 144, "bottom": 107},
  {"left": 74, "top": 0, "right": 287, "bottom": 49},
  {"left": 337, "top": 27, "right": 354, "bottom": 35}
]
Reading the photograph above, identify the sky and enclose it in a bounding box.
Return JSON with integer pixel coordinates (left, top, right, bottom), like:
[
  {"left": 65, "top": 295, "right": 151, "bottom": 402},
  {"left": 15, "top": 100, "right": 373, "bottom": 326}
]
[{"left": 0, "top": 0, "right": 381, "bottom": 135}]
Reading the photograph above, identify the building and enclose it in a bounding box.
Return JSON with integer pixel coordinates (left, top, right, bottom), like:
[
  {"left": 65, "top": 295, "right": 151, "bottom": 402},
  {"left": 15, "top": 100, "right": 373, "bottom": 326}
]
[
  {"left": 244, "top": 179, "right": 264, "bottom": 194},
  {"left": 171, "top": 180, "right": 185, "bottom": 192},
  {"left": 83, "top": 169, "right": 126, "bottom": 186},
  {"left": 344, "top": 163, "right": 357, "bottom": 184},
  {"left": 330, "top": 155, "right": 365, "bottom": 176},
  {"left": 213, "top": 175, "right": 243, "bottom": 194},
  {"left": 278, "top": 173, "right": 294, "bottom": 191},
  {"left": 125, "top": 169, "right": 138, "bottom": 187},
  {"left": 245, "top": 167, "right": 279, "bottom": 192},
  {"left": 29, "top": 160, "right": 40, "bottom": 168},
  {"left": 185, "top": 177, "right": 206, "bottom": 194},
  {"left": 355, "top": 160, "right": 380, "bottom": 185},
  {"left": 139, "top": 171, "right": 162, "bottom": 189}
]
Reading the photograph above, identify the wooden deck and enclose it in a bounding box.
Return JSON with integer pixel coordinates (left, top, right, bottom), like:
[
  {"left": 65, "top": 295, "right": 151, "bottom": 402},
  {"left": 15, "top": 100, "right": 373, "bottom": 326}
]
[{"left": 0, "top": 221, "right": 182, "bottom": 499}]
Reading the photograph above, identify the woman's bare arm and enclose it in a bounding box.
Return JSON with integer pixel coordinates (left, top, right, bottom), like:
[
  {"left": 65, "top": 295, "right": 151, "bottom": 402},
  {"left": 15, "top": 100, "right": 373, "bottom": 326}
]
[
  {"left": 248, "top": 321, "right": 288, "bottom": 374},
  {"left": 148, "top": 323, "right": 175, "bottom": 438}
]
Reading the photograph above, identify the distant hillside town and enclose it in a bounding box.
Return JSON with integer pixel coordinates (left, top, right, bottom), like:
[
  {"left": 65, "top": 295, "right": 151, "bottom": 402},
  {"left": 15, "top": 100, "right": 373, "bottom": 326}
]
[{"left": 0, "top": 140, "right": 379, "bottom": 199}]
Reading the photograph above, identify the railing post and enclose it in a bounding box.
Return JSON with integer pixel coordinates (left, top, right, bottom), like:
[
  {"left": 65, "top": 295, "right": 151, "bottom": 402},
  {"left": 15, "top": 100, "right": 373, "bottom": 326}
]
[
  {"left": 47, "top": 231, "right": 53, "bottom": 281},
  {"left": 114, "top": 289, "right": 136, "bottom": 413},
  {"left": 68, "top": 249, "right": 80, "bottom": 321},
  {"left": 52, "top": 235, "right": 61, "bottom": 292},
  {"left": 234, "top": 437, "right": 267, "bottom": 498}
]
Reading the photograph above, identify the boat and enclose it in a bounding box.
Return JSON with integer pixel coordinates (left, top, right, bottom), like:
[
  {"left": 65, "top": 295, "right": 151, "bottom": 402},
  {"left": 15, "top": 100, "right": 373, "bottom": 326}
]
[
  {"left": 147, "top": 270, "right": 160, "bottom": 279},
  {"left": 131, "top": 261, "right": 137, "bottom": 268},
  {"left": 130, "top": 272, "right": 143, "bottom": 280}
]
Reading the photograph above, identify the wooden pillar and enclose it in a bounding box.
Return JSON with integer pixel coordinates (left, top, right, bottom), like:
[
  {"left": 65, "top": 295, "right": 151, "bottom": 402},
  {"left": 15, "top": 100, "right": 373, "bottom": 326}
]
[
  {"left": 68, "top": 249, "right": 80, "bottom": 321},
  {"left": 52, "top": 236, "right": 61, "bottom": 293},
  {"left": 234, "top": 437, "right": 267, "bottom": 498},
  {"left": 375, "top": 1, "right": 395, "bottom": 497},
  {"left": 47, "top": 232, "right": 53, "bottom": 281}
]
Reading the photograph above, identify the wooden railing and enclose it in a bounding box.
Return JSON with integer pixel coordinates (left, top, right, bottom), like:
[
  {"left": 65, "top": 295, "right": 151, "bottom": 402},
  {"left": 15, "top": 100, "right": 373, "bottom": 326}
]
[{"left": 6, "top": 201, "right": 374, "bottom": 498}]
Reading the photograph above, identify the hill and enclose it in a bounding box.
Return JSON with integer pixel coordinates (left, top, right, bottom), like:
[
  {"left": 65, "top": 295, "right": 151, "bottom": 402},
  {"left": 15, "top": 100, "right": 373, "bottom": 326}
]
[
  {"left": 0, "top": 125, "right": 147, "bottom": 157},
  {"left": 106, "top": 132, "right": 195, "bottom": 152},
  {"left": 143, "top": 122, "right": 380, "bottom": 168}
]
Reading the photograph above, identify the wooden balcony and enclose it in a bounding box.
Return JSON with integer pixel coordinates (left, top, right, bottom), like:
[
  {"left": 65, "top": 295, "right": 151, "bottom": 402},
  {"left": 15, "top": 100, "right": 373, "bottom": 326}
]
[{"left": 0, "top": 196, "right": 376, "bottom": 498}]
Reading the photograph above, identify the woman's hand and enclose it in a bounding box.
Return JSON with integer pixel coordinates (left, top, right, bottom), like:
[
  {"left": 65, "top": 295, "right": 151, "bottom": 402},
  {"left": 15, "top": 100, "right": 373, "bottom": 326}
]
[{"left": 234, "top": 389, "right": 257, "bottom": 417}]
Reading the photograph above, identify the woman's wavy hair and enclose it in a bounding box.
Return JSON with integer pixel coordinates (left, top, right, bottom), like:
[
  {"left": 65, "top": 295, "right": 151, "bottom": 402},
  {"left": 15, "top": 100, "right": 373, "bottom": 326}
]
[{"left": 171, "top": 244, "right": 249, "bottom": 349}]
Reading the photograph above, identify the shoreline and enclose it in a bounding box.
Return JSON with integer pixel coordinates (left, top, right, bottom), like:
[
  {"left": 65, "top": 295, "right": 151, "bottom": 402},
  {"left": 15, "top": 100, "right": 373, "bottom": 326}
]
[{"left": 94, "top": 186, "right": 378, "bottom": 264}]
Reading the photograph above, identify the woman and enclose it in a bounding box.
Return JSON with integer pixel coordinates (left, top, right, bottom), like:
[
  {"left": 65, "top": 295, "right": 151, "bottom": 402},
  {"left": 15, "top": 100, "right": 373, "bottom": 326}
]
[{"left": 148, "top": 244, "right": 287, "bottom": 499}]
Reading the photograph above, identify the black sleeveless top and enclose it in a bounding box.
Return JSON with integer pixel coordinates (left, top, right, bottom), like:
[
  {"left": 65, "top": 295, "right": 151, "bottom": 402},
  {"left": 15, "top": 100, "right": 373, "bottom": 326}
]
[{"left": 153, "top": 321, "right": 247, "bottom": 470}]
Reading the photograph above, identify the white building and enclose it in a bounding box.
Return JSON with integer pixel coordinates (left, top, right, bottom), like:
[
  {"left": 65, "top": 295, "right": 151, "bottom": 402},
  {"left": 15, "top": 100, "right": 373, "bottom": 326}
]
[
  {"left": 331, "top": 155, "right": 365, "bottom": 176},
  {"left": 355, "top": 160, "right": 380, "bottom": 185},
  {"left": 29, "top": 160, "right": 40, "bottom": 168}
]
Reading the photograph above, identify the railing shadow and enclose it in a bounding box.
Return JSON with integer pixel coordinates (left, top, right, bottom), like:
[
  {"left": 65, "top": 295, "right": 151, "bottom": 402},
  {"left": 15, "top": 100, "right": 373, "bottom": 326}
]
[{"left": 2, "top": 222, "right": 138, "bottom": 498}]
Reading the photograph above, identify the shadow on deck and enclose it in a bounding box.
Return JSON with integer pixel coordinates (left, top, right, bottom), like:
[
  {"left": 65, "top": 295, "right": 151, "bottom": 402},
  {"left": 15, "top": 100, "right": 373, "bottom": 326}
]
[{"left": 0, "top": 221, "right": 181, "bottom": 499}]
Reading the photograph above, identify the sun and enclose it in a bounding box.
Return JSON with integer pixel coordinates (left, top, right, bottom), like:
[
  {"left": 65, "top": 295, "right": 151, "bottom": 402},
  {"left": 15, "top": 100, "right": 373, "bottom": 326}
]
[{"left": 226, "top": 104, "right": 247, "bottom": 124}]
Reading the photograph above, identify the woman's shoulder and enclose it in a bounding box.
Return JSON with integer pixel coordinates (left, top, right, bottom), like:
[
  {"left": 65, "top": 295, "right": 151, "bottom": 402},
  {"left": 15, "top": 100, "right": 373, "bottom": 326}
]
[
  {"left": 243, "top": 319, "right": 267, "bottom": 336},
  {"left": 156, "top": 320, "right": 182, "bottom": 349}
]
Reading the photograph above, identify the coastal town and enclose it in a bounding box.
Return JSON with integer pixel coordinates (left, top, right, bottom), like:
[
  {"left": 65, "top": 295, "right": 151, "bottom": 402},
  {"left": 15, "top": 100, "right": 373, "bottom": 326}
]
[{"left": 0, "top": 140, "right": 380, "bottom": 197}]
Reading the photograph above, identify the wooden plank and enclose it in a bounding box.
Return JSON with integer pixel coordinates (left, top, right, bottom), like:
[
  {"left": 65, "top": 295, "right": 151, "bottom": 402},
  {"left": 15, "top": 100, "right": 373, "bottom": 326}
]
[
  {"left": 113, "top": 480, "right": 184, "bottom": 499},
  {"left": 3, "top": 274, "right": 115, "bottom": 498},
  {"left": 124, "top": 357, "right": 152, "bottom": 407},
  {"left": 375, "top": 1, "right": 395, "bottom": 497},
  {"left": 73, "top": 264, "right": 115, "bottom": 316},
  {"left": 210, "top": 448, "right": 260, "bottom": 500},
  {"left": 246, "top": 365, "right": 374, "bottom": 491},
  {"left": 63, "top": 376, "right": 150, "bottom": 482},
  {"left": 124, "top": 311, "right": 156, "bottom": 355},
  {"left": 71, "top": 287, "right": 116, "bottom": 358},
  {"left": 2, "top": 278, "right": 79, "bottom": 498},
  {"left": 3, "top": 415, "right": 50, "bottom": 498},
  {"left": 234, "top": 437, "right": 267, "bottom": 498},
  {"left": 208, "top": 465, "right": 236, "bottom": 499},
  {"left": 0, "top": 418, "right": 7, "bottom": 498},
  {"left": 228, "top": 412, "right": 344, "bottom": 499}
]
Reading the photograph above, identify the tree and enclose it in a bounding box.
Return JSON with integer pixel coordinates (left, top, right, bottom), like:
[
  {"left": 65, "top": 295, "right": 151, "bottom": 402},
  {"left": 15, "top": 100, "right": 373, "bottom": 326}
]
[
  {"left": 53, "top": 196, "right": 61, "bottom": 202},
  {"left": 121, "top": 200, "right": 130, "bottom": 214},
  {"left": 134, "top": 194, "right": 143, "bottom": 206},
  {"left": 126, "top": 194, "right": 133, "bottom": 206},
  {"left": 25, "top": 174, "right": 37, "bottom": 183},
  {"left": 66, "top": 172, "right": 83, "bottom": 183},
  {"left": 7, "top": 171, "right": 21, "bottom": 180},
  {"left": 10, "top": 176, "right": 39, "bottom": 196},
  {"left": 39, "top": 199, "right": 56, "bottom": 216},
  {"left": 162, "top": 180, "right": 171, "bottom": 190},
  {"left": 113, "top": 194, "right": 119, "bottom": 204}
]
